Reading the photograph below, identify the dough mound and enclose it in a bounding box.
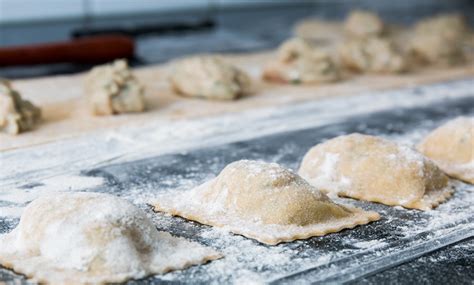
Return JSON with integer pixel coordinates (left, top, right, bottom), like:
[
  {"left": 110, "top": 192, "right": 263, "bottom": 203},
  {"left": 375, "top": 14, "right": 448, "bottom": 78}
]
[
  {"left": 344, "top": 10, "right": 384, "bottom": 39},
  {"left": 169, "top": 55, "right": 251, "bottom": 100},
  {"left": 417, "top": 117, "right": 474, "bottom": 184},
  {"left": 263, "top": 38, "right": 339, "bottom": 84},
  {"left": 0, "top": 79, "right": 41, "bottom": 134},
  {"left": 414, "top": 13, "right": 468, "bottom": 42},
  {"left": 85, "top": 59, "right": 145, "bottom": 115},
  {"left": 153, "top": 160, "right": 379, "bottom": 245},
  {"left": 298, "top": 134, "right": 452, "bottom": 210},
  {"left": 409, "top": 33, "right": 464, "bottom": 66},
  {"left": 409, "top": 13, "right": 467, "bottom": 66},
  {"left": 339, "top": 37, "right": 407, "bottom": 73},
  {"left": 0, "top": 192, "right": 220, "bottom": 284}
]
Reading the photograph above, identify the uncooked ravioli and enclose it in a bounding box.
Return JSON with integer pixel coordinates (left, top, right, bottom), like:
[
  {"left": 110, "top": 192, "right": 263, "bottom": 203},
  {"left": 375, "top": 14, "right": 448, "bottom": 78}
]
[
  {"left": 417, "top": 117, "right": 474, "bottom": 184},
  {"left": 299, "top": 133, "right": 453, "bottom": 210},
  {"left": 152, "top": 160, "right": 379, "bottom": 245},
  {"left": 0, "top": 192, "right": 220, "bottom": 284}
]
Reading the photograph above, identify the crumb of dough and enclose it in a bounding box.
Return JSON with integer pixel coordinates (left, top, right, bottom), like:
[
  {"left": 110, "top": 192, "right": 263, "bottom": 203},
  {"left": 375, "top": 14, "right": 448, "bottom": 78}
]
[
  {"left": 153, "top": 160, "right": 379, "bottom": 245},
  {"left": 0, "top": 192, "right": 221, "bottom": 284},
  {"left": 85, "top": 59, "right": 146, "bottom": 116},
  {"left": 338, "top": 37, "right": 407, "bottom": 73},
  {"left": 344, "top": 10, "right": 385, "bottom": 39},
  {"left": 0, "top": 79, "right": 41, "bottom": 134},
  {"left": 263, "top": 38, "right": 340, "bottom": 84},
  {"left": 169, "top": 55, "right": 251, "bottom": 100},
  {"left": 299, "top": 133, "right": 453, "bottom": 211},
  {"left": 417, "top": 116, "right": 474, "bottom": 184}
]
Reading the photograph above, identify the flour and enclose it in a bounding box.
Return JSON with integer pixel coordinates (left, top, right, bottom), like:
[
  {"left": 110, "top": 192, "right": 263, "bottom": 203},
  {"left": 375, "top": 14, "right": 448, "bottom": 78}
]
[
  {"left": 0, "top": 175, "right": 104, "bottom": 218},
  {"left": 2, "top": 79, "right": 473, "bottom": 187},
  {"left": 0, "top": 192, "right": 220, "bottom": 284},
  {"left": 0, "top": 79, "right": 473, "bottom": 283}
]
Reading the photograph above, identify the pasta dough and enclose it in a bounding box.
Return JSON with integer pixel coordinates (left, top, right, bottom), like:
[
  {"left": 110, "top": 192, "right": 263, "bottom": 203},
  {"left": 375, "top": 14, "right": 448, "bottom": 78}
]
[
  {"left": 409, "top": 13, "right": 467, "bottom": 66},
  {"left": 338, "top": 37, "right": 407, "bottom": 73},
  {"left": 0, "top": 192, "right": 220, "bottom": 284},
  {"left": 153, "top": 160, "right": 379, "bottom": 245},
  {"left": 414, "top": 13, "right": 468, "bottom": 42},
  {"left": 263, "top": 38, "right": 339, "bottom": 84},
  {"left": 417, "top": 117, "right": 474, "bottom": 184},
  {"left": 0, "top": 79, "right": 41, "bottom": 134},
  {"left": 169, "top": 55, "right": 251, "bottom": 100},
  {"left": 344, "top": 10, "right": 385, "bottom": 39},
  {"left": 85, "top": 59, "right": 146, "bottom": 115},
  {"left": 298, "top": 134, "right": 453, "bottom": 210}
]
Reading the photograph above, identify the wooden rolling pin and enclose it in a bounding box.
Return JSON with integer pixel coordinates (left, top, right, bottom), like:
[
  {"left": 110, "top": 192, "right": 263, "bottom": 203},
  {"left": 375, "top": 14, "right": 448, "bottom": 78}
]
[{"left": 0, "top": 35, "right": 134, "bottom": 66}]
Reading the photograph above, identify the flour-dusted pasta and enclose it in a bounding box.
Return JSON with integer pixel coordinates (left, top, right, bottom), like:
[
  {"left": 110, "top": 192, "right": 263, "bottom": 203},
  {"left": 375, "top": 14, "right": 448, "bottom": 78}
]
[
  {"left": 0, "top": 192, "right": 220, "bottom": 284},
  {"left": 85, "top": 59, "right": 146, "bottom": 115},
  {"left": 169, "top": 55, "right": 251, "bottom": 100},
  {"left": 153, "top": 160, "right": 379, "bottom": 245},
  {"left": 299, "top": 134, "right": 453, "bottom": 210},
  {"left": 418, "top": 117, "right": 474, "bottom": 184}
]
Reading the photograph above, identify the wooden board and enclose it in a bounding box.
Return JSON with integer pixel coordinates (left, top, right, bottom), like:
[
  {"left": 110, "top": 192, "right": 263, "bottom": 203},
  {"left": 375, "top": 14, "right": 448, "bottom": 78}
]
[{"left": 1, "top": 51, "right": 474, "bottom": 151}]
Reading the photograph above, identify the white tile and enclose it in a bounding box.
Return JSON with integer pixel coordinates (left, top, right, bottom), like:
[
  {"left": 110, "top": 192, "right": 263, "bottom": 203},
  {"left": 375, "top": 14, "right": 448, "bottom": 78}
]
[
  {"left": 216, "top": 0, "right": 295, "bottom": 8},
  {"left": 88, "top": 0, "right": 210, "bottom": 16},
  {"left": 0, "top": 0, "right": 84, "bottom": 24}
]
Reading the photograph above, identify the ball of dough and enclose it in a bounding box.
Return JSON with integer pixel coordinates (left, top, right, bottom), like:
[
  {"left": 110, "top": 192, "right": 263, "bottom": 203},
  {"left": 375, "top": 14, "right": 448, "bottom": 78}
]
[
  {"left": 414, "top": 13, "right": 468, "bottom": 42},
  {"left": 153, "top": 159, "right": 379, "bottom": 245},
  {"left": 0, "top": 192, "right": 219, "bottom": 284},
  {"left": 338, "top": 37, "right": 407, "bottom": 73},
  {"left": 85, "top": 59, "right": 145, "bottom": 115},
  {"left": 0, "top": 79, "right": 41, "bottom": 134},
  {"left": 409, "top": 13, "right": 467, "bottom": 66},
  {"left": 417, "top": 117, "right": 474, "bottom": 184},
  {"left": 169, "top": 55, "right": 251, "bottom": 100},
  {"left": 409, "top": 33, "right": 464, "bottom": 66},
  {"left": 299, "top": 134, "right": 451, "bottom": 210},
  {"left": 263, "top": 38, "right": 339, "bottom": 84},
  {"left": 293, "top": 19, "right": 345, "bottom": 43},
  {"left": 344, "top": 10, "right": 385, "bottom": 39}
]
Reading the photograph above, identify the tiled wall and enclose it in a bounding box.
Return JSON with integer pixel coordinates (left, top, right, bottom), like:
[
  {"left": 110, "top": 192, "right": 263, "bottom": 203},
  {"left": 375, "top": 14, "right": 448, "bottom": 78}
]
[{"left": 0, "top": 0, "right": 296, "bottom": 24}]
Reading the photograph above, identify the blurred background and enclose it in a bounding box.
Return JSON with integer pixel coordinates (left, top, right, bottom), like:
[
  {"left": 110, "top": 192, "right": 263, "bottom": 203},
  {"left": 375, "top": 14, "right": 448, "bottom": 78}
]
[{"left": 0, "top": 0, "right": 473, "bottom": 78}]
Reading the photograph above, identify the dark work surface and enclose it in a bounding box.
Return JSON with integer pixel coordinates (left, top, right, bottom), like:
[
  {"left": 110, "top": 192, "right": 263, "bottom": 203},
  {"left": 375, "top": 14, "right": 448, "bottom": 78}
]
[
  {"left": 87, "top": 94, "right": 474, "bottom": 284},
  {"left": 2, "top": 93, "right": 471, "bottom": 283},
  {"left": 1, "top": 2, "right": 473, "bottom": 284},
  {"left": 349, "top": 237, "right": 474, "bottom": 285}
]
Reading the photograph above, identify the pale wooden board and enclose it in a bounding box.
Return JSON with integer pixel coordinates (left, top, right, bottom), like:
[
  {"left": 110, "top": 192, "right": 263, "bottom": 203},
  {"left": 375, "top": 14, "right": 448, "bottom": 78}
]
[{"left": 1, "top": 51, "right": 473, "bottom": 151}]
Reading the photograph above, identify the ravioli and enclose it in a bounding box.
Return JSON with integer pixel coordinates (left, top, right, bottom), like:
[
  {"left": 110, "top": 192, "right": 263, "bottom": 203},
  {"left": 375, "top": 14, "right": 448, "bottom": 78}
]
[
  {"left": 299, "top": 133, "right": 453, "bottom": 210},
  {"left": 0, "top": 192, "right": 220, "bottom": 284},
  {"left": 417, "top": 117, "right": 474, "bottom": 184},
  {"left": 153, "top": 160, "right": 379, "bottom": 245}
]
